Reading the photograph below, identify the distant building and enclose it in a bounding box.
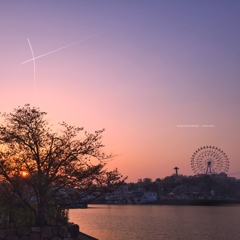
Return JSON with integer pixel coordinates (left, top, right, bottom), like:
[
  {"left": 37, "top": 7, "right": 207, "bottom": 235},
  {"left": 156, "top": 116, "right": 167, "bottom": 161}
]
[
  {"left": 114, "top": 184, "right": 129, "bottom": 195},
  {"left": 142, "top": 192, "right": 157, "bottom": 202}
]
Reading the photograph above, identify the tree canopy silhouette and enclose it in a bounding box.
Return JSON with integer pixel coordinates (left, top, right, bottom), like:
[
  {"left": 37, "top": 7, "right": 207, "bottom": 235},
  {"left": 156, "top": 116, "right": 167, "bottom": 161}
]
[{"left": 0, "top": 104, "right": 126, "bottom": 226}]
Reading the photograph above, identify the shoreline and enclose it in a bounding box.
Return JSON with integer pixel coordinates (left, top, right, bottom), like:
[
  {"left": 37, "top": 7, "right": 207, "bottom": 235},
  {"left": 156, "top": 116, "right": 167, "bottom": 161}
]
[
  {"left": 155, "top": 199, "right": 240, "bottom": 206},
  {"left": 90, "top": 198, "right": 240, "bottom": 206}
]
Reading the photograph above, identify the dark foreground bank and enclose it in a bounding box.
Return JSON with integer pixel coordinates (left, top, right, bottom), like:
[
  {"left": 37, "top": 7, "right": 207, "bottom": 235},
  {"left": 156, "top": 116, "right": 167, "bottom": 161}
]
[{"left": 0, "top": 224, "right": 98, "bottom": 240}]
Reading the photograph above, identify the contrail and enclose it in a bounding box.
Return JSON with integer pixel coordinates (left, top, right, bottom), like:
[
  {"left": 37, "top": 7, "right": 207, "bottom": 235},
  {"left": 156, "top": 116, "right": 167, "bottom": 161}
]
[
  {"left": 21, "top": 39, "right": 83, "bottom": 64},
  {"left": 26, "top": 38, "right": 36, "bottom": 95},
  {"left": 21, "top": 24, "right": 123, "bottom": 65}
]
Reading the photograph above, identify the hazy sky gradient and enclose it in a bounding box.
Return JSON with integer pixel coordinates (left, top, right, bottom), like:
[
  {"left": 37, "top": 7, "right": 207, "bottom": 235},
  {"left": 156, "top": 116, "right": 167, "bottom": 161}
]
[{"left": 1, "top": 1, "right": 240, "bottom": 182}]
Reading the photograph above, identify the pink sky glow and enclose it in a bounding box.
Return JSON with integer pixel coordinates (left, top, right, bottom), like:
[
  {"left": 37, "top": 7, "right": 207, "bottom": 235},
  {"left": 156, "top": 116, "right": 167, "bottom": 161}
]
[{"left": 1, "top": 1, "right": 240, "bottom": 182}]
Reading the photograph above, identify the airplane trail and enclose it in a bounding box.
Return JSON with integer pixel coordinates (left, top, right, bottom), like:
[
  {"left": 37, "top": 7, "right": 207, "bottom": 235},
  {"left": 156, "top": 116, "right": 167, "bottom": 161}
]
[
  {"left": 21, "top": 24, "right": 123, "bottom": 65},
  {"left": 27, "top": 38, "right": 36, "bottom": 95}
]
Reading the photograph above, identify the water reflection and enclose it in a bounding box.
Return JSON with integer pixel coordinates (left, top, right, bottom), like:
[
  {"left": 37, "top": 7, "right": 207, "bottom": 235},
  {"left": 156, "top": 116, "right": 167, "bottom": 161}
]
[{"left": 69, "top": 204, "right": 240, "bottom": 240}]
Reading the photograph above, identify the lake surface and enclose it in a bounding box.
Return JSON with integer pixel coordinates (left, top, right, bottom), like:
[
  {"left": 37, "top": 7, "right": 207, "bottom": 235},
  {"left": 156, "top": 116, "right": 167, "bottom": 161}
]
[{"left": 69, "top": 204, "right": 240, "bottom": 240}]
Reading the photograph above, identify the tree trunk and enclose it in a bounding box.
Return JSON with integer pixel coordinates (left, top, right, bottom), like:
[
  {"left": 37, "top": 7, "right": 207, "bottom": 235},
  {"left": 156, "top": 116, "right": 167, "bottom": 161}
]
[
  {"left": 35, "top": 204, "right": 48, "bottom": 226},
  {"left": 35, "top": 189, "right": 48, "bottom": 226}
]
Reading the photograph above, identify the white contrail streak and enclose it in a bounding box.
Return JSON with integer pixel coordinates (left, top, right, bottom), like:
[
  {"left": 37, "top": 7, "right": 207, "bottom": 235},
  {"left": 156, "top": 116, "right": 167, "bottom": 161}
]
[
  {"left": 21, "top": 39, "right": 82, "bottom": 64},
  {"left": 21, "top": 25, "right": 122, "bottom": 65},
  {"left": 27, "top": 38, "right": 36, "bottom": 95}
]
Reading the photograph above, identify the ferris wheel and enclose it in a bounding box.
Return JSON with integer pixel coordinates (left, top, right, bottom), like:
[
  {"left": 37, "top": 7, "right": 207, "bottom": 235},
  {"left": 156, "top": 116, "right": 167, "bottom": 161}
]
[{"left": 191, "top": 146, "right": 229, "bottom": 175}]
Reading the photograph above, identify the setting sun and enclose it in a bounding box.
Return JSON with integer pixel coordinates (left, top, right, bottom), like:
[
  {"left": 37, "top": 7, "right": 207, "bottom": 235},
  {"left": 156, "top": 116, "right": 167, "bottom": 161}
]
[{"left": 21, "top": 171, "right": 28, "bottom": 177}]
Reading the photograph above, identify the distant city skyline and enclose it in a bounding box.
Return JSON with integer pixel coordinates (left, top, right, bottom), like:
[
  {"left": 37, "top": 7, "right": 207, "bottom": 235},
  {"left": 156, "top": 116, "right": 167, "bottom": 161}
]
[{"left": 1, "top": 1, "right": 240, "bottom": 182}]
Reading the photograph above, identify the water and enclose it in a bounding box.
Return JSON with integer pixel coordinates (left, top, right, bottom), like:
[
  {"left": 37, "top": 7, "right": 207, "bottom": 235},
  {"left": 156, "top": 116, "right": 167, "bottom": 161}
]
[{"left": 69, "top": 204, "right": 240, "bottom": 240}]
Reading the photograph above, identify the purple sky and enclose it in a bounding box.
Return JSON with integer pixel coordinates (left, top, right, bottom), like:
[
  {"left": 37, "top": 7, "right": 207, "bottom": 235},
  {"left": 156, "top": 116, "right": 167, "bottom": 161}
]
[{"left": 1, "top": 1, "right": 240, "bottom": 182}]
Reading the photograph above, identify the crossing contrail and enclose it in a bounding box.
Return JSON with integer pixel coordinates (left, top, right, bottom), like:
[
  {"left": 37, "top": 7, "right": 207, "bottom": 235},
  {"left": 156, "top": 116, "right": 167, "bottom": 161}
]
[
  {"left": 21, "top": 24, "right": 123, "bottom": 65},
  {"left": 21, "top": 39, "right": 83, "bottom": 64},
  {"left": 26, "top": 38, "right": 36, "bottom": 95}
]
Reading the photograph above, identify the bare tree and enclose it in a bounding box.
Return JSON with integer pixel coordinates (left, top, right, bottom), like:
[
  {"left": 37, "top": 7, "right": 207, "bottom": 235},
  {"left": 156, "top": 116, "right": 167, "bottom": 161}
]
[{"left": 0, "top": 104, "right": 126, "bottom": 226}]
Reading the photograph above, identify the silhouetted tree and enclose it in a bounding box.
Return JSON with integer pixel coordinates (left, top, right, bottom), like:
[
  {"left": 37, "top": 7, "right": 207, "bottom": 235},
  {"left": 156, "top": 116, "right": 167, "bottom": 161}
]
[
  {"left": 143, "top": 178, "right": 152, "bottom": 185},
  {"left": 155, "top": 178, "right": 161, "bottom": 183},
  {"left": 0, "top": 104, "right": 126, "bottom": 226}
]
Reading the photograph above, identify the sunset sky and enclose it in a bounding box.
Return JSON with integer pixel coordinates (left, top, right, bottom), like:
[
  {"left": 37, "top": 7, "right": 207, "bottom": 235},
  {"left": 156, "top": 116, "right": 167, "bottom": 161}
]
[{"left": 1, "top": 1, "right": 240, "bottom": 182}]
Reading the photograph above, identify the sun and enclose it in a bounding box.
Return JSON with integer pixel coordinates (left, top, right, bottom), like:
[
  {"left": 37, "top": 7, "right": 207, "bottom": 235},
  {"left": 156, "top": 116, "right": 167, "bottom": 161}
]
[{"left": 21, "top": 171, "right": 28, "bottom": 177}]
